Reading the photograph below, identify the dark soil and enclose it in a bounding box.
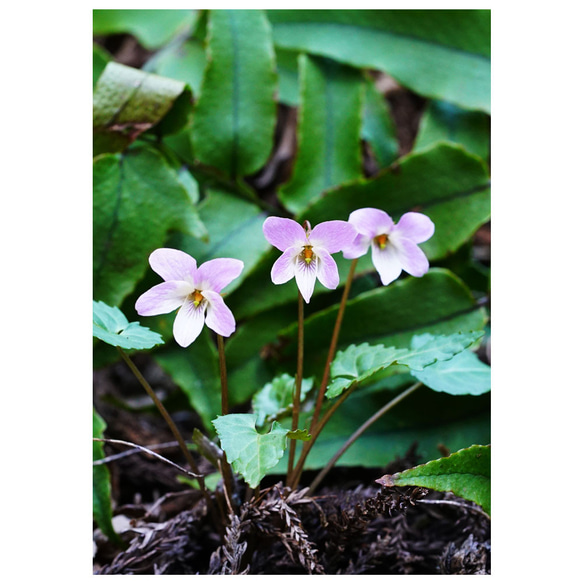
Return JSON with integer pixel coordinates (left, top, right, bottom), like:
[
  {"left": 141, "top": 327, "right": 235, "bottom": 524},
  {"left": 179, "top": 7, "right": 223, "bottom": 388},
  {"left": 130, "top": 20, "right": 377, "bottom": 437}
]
[{"left": 93, "top": 358, "right": 490, "bottom": 575}]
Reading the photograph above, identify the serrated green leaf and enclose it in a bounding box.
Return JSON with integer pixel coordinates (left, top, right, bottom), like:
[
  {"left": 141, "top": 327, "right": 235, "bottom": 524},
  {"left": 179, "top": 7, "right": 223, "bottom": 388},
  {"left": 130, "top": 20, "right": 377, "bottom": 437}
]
[
  {"left": 93, "top": 9, "right": 196, "bottom": 50},
  {"left": 301, "top": 143, "right": 491, "bottom": 261},
  {"left": 192, "top": 9, "right": 277, "bottom": 178},
  {"left": 279, "top": 54, "right": 363, "bottom": 214},
  {"left": 213, "top": 413, "right": 289, "bottom": 488},
  {"left": 377, "top": 444, "right": 491, "bottom": 515},
  {"left": 93, "top": 62, "right": 193, "bottom": 155},
  {"left": 93, "top": 145, "right": 207, "bottom": 306},
  {"left": 93, "top": 300, "right": 164, "bottom": 350},
  {"left": 398, "top": 331, "right": 484, "bottom": 371},
  {"left": 93, "top": 409, "right": 123, "bottom": 546},
  {"left": 267, "top": 9, "right": 490, "bottom": 112},
  {"left": 287, "top": 429, "right": 312, "bottom": 441},
  {"left": 326, "top": 331, "right": 482, "bottom": 399},
  {"left": 411, "top": 348, "right": 491, "bottom": 395},
  {"left": 252, "top": 373, "right": 314, "bottom": 426},
  {"left": 415, "top": 100, "right": 490, "bottom": 161}
]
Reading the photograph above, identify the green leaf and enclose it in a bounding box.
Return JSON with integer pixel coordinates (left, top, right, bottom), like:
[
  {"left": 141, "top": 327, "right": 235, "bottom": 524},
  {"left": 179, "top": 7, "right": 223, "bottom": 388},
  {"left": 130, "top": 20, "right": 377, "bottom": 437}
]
[
  {"left": 154, "top": 329, "right": 221, "bottom": 434},
  {"left": 93, "top": 409, "right": 123, "bottom": 546},
  {"left": 362, "top": 76, "right": 399, "bottom": 168},
  {"left": 93, "top": 300, "right": 164, "bottom": 350},
  {"left": 326, "top": 331, "right": 483, "bottom": 399},
  {"left": 213, "top": 413, "right": 289, "bottom": 488},
  {"left": 252, "top": 373, "right": 314, "bottom": 426},
  {"left": 274, "top": 47, "right": 301, "bottom": 105},
  {"left": 192, "top": 9, "right": 277, "bottom": 178},
  {"left": 411, "top": 348, "right": 491, "bottom": 396},
  {"left": 287, "top": 429, "right": 312, "bottom": 441},
  {"left": 93, "top": 62, "right": 193, "bottom": 155},
  {"left": 301, "top": 143, "right": 491, "bottom": 261},
  {"left": 415, "top": 100, "right": 490, "bottom": 161},
  {"left": 93, "top": 43, "right": 111, "bottom": 88},
  {"left": 377, "top": 444, "right": 491, "bottom": 515},
  {"left": 93, "top": 9, "right": 196, "bottom": 49},
  {"left": 267, "top": 9, "right": 490, "bottom": 112},
  {"left": 169, "top": 187, "right": 271, "bottom": 295},
  {"left": 279, "top": 54, "right": 363, "bottom": 214},
  {"left": 93, "top": 145, "right": 206, "bottom": 306}
]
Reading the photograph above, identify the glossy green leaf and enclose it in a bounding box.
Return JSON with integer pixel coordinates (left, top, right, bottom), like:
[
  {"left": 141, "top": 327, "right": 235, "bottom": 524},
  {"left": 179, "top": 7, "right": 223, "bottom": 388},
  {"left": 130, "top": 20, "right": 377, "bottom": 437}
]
[
  {"left": 411, "top": 348, "right": 491, "bottom": 395},
  {"left": 93, "top": 62, "right": 193, "bottom": 155},
  {"left": 169, "top": 187, "right": 271, "bottom": 295},
  {"left": 154, "top": 328, "right": 221, "bottom": 434},
  {"left": 377, "top": 444, "right": 491, "bottom": 515},
  {"left": 213, "top": 413, "right": 289, "bottom": 488},
  {"left": 415, "top": 100, "right": 490, "bottom": 160},
  {"left": 267, "top": 10, "right": 490, "bottom": 112},
  {"left": 301, "top": 142, "right": 491, "bottom": 261},
  {"left": 93, "top": 44, "right": 111, "bottom": 88},
  {"left": 252, "top": 373, "right": 314, "bottom": 426},
  {"left": 93, "top": 145, "right": 207, "bottom": 306},
  {"left": 145, "top": 37, "right": 207, "bottom": 98},
  {"left": 274, "top": 47, "right": 301, "bottom": 105},
  {"left": 192, "top": 9, "right": 277, "bottom": 178},
  {"left": 93, "top": 9, "right": 196, "bottom": 49},
  {"left": 279, "top": 54, "right": 363, "bottom": 214},
  {"left": 326, "top": 331, "right": 482, "bottom": 399},
  {"left": 93, "top": 409, "right": 123, "bottom": 546},
  {"left": 362, "top": 77, "right": 399, "bottom": 168},
  {"left": 93, "top": 300, "right": 164, "bottom": 350}
]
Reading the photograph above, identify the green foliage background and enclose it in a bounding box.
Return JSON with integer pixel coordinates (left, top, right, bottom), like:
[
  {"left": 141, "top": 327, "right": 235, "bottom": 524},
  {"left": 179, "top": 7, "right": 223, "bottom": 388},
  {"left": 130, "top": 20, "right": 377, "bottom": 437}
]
[{"left": 93, "top": 9, "right": 490, "bottom": 472}]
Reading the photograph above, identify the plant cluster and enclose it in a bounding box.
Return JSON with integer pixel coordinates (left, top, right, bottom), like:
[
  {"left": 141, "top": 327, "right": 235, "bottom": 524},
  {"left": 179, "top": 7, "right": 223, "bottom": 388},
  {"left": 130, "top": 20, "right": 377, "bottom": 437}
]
[{"left": 93, "top": 8, "right": 491, "bottom": 573}]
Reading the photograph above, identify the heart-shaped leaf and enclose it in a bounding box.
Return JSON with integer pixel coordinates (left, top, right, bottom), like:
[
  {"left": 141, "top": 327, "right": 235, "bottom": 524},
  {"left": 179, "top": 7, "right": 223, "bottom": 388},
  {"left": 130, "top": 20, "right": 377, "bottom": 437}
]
[
  {"left": 213, "top": 413, "right": 290, "bottom": 488},
  {"left": 93, "top": 301, "right": 164, "bottom": 350}
]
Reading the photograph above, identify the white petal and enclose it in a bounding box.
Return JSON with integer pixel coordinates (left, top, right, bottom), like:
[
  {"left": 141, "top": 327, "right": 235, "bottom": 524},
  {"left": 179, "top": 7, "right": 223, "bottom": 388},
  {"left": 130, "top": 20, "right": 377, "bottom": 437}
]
[
  {"left": 173, "top": 300, "right": 206, "bottom": 347},
  {"left": 371, "top": 243, "right": 403, "bottom": 286},
  {"left": 294, "top": 257, "right": 318, "bottom": 303}
]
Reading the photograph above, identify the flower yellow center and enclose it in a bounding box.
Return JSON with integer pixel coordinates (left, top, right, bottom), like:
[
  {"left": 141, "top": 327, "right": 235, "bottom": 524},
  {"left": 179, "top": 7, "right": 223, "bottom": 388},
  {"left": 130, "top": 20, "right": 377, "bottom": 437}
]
[
  {"left": 303, "top": 245, "right": 314, "bottom": 264},
  {"left": 374, "top": 233, "right": 389, "bottom": 249},
  {"left": 190, "top": 290, "right": 204, "bottom": 307}
]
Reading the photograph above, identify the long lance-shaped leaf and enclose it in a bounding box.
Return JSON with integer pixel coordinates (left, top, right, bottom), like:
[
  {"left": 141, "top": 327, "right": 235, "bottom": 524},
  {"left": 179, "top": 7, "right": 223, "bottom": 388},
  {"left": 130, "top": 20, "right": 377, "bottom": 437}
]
[
  {"left": 192, "top": 9, "right": 277, "bottom": 178},
  {"left": 279, "top": 54, "right": 363, "bottom": 215},
  {"left": 376, "top": 444, "right": 491, "bottom": 515},
  {"left": 267, "top": 10, "right": 490, "bottom": 113}
]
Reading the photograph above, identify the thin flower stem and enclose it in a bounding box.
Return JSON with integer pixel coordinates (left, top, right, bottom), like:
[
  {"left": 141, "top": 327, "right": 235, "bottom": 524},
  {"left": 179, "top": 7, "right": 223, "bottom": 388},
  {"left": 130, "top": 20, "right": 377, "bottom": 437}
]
[
  {"left": 286, "top": 291, "right": 305, "bottom": 486},
  {"left": 216, "top": 334, "right": 237, "bottom": 510},
  {"left": 289, "top": 381, "right": 360, "bottom": 489},
  {"left": 306, "top": 382, "right": 423, "bottom": 495},
  {"left": 308, "top": 258, "right": 358, "bottom": 437},
  {"left": 116, "top": 347, "right": 207, "bottom": 492},
  {"left": 217, "top": 334, "right": 229, "bottom": 416},
  {"left": 290, "top": 258, "right": 358, "bottom": 488}
]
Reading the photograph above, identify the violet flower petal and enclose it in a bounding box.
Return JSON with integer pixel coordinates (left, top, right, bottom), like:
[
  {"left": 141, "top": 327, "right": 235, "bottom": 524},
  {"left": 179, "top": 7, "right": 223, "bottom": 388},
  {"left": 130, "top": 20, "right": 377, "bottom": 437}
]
[
  {"left": 263, "top": 217, "right": 306, "bottom": 252},
  {"left": 194, "top": 258, "right": 244, "bottom": 292},
  {"left": 342, "top": 233, "right": 371, "bottom": 259},
  {"left": 135, "top": 281, "right": 193, "bottom": 316},
  {"left": 149, "top": 248, "right": 198, "bottom": 283},
  {"left": 294, "top": 257, "right": 318, "bottom": 303},
  {"left": 203, "top": 290, "right": 237, "bottom": 337},
  {"left": 371, "top": 243, "right": 403, "bottom": 286},
  {"left": 348, "top": 208, "right": 394, "bottom": 239},
  {"left": 315, "top": 247, "right": 340, "bottom": 289},
  {"left": 393, "top": 237, "right": 430, "bottom": 277},
  {"left": 271, "top": 246, "right": 299, "bottom": 284},
  {"left": 395, "top": 212, "right": 435, "bottom": 244},
  {"left": 173, "top": 301, "right": 206, "bottom": 347},
  {"left": 310, "top": 220, "right": 357, "bottom": 253}
]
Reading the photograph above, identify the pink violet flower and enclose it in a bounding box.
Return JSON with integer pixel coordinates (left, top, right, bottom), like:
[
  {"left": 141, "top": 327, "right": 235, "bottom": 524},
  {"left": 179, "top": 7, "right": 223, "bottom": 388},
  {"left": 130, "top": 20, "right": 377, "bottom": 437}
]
[
  {"left": 263, "top": 217, "right": 357, "bottom": 303},
  {"left": 343, "top": 208, "right": 435, "bottom": 286},
  {"left": 135, "top": 248, "right": 244, "bottom": 347}
]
